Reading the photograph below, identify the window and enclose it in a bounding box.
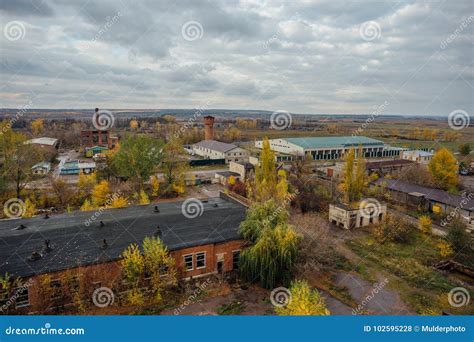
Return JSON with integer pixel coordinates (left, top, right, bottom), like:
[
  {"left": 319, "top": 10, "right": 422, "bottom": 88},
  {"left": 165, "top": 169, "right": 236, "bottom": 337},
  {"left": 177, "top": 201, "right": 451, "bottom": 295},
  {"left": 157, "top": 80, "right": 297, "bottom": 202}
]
[
  {"left": 196, "top": 252, "right": 206, "bottom": 269},
  {"left": 15, "top": 287, "right": 29, "bottom": 308},
  {"left": 184, "top": 254, "right": 193, "bottom": 271},
  {"left": 232, "top": 250, "right": 241, "bottom": 270},
  {"left": 50, "top": 279, "right": 62, "bottom": 300}
]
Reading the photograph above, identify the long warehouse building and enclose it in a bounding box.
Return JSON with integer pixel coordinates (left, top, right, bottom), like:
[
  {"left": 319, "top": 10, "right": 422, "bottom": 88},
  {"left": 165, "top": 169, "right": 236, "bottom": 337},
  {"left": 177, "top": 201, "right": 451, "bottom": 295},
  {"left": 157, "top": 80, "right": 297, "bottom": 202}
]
[{"left": 255, "top": 136, "right": 401, "bottom": 160}]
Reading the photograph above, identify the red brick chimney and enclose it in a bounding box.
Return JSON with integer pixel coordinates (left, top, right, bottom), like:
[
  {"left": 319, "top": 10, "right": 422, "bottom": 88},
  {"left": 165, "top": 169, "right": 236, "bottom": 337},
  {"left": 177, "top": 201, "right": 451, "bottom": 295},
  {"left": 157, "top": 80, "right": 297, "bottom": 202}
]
[{"left": 204, "top": 115, "right": 215, "bottom": 140}]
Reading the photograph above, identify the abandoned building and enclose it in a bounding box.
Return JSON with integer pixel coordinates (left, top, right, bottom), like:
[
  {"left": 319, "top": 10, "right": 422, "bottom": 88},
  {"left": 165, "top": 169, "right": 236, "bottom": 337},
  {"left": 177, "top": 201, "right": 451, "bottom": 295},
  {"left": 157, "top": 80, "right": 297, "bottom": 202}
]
[
  {"left": 0, "top": 195, "right": 246, "bottom": 313},
  {"left": 329, "top": 202, "right": 387, "bottom": 229}
]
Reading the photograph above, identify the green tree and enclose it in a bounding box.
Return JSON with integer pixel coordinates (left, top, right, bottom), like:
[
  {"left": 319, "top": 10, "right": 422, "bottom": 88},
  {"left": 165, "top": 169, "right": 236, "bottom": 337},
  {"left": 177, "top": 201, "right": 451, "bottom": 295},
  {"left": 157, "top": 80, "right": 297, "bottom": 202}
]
[
  {"left": 446, "top": 218, "right": 470, "bottom": 252},
  {"left": 428, "top": 148, "right": 458, "bottom": 192},
  {"left": 112, "top": 135, "right": 163, "bottom": 189},
  {"left": 458, "top": 143, "right": 471, "bottom": 156},
  {"left": 275, "top": 280, "right": 330, "bottom": 316},
  {"left": 161, "top": 136, "right": 188, "bottom": 195},
  {"left": 0, "top": 128, "right": 41, "bottom": 197}
]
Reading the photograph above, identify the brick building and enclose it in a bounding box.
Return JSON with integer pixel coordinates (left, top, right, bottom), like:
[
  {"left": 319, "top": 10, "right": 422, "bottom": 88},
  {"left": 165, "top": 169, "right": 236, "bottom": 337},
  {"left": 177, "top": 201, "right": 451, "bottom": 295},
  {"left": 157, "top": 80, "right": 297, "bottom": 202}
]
[{"left": 0, "top": 195, "right": 246, "bottom": 313}]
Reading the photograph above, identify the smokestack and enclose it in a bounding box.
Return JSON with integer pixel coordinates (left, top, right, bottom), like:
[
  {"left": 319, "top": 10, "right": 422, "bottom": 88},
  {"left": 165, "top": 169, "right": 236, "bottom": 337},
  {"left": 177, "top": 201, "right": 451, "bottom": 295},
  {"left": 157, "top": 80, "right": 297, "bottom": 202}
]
[{"left": 204, "top": 115, "right": 215, "bottom": 140}]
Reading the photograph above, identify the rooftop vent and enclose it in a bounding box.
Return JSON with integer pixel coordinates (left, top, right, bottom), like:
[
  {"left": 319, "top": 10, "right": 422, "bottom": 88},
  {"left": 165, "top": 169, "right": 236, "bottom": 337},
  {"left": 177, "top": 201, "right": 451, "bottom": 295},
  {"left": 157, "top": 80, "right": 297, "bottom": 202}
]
[
  {"left": 44, "top": 239, "right": 52, "bottom": 253},
  {"left": 99, "top": 221, "right": 105, "bottom": 227},
  {"left": 101, "top": 239, "right": 108, "bottom": 249},
  {"left": 15, "top": 224, "right": 26, "bottom": 230},
  {"left": 44, "top": 213, "right": 49, "bottom": 219},
  {"left": 213, "top": 203, "right": 218, "bottom": 208},
  {"left": 154, "top": 205, "right": 160, "bottom": 213},
  {"left": 155, "top": 225, "right": 162, "bottom": 238},
  {"left": 28, "top": 251, "right": 42, "bottom": 261}
]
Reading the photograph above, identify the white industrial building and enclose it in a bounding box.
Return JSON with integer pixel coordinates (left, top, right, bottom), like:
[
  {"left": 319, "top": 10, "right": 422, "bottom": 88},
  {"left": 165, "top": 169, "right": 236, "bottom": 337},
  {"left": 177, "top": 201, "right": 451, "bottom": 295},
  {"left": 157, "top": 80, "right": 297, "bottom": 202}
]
[
  {"left": 401, "top": 150, "right": 434, "bottom": 164},
  {"left": 255, "top": 136, "right": 402, "bottom": 160},
  {"left": 192, "top": 140, "right": 249, "bottom": 163}
]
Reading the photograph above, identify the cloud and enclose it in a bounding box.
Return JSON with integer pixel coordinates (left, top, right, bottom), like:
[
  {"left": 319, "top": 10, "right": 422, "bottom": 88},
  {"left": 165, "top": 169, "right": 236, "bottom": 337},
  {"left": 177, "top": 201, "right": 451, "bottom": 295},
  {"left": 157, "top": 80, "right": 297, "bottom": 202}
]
[{"left": 0, "top": 0, "right": 472, "bottom": 115}]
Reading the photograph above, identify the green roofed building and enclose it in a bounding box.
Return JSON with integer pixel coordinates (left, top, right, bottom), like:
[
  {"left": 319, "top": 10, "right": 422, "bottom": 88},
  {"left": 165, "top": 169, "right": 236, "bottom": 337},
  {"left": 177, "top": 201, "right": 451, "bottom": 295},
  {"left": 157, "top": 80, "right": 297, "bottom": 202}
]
[{"left": 255, "top": 136, "right": 402, "bottom": 160}]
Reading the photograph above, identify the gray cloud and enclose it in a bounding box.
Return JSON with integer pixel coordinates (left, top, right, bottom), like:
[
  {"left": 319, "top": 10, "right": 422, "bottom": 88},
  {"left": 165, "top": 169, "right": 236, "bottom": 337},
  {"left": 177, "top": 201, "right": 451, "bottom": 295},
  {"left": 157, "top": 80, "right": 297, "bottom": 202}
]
[{"left": 0, "top": 0, "right": 472, "bottom": 115}]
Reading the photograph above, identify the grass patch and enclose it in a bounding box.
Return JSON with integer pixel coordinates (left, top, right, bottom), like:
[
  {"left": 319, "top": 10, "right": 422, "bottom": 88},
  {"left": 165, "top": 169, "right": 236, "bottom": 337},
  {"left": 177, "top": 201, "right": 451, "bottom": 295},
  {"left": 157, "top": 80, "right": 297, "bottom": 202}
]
[
  {"left": 217, "top": 300, "right": 246, "bottom": 315},
  {"left": 345, "top": 231, "right": 474, "bottom": 314}
]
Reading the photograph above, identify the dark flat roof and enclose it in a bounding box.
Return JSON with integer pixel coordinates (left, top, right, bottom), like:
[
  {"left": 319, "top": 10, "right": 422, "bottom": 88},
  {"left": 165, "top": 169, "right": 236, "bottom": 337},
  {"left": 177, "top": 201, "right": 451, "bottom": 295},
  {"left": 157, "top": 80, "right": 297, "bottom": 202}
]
[
  {"left": 0, "top": 197, "right": 246, "bottom": 278},
  {"left": 374, "top": 178, "right": 474, "bottom": 211},
  {"left": 366, "top": 159, "right": 415, "bottom": 169}
]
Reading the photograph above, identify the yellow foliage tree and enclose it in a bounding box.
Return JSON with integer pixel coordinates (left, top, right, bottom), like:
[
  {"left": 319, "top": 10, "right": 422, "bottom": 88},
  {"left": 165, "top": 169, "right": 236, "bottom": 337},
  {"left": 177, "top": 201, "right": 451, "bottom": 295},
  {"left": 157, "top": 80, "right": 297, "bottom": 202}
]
[
  {"left": 228, "top": 175, "right": 236, "bottom": 186},
  {"left": 437, "top": 240, "right": 454, "bottom": 258},
  {"left": 91, "top": 180, "right": 111, "bottom": 206},
  {"left": 339, "top": 147, "right": 367, "bottom": 203},
  {"left": 80, "top": 199, "right": 95, "bottom": 211},
  {"left": 275, "top": 169, "right": 289, "bottom": 203},
  {"left": 254, "top": 137, "right": 277, "bottom": 202},
  {"left": 129, "top": 119, "right": 139, "bottom": 130},
  {"left": 110, "top": 195, "right": 128, "bottom": 208},
  {"left": 419, "top": 215, "right": 432, "bottom": 234},
  {"left": 428, "top": 148, "right": 458, "bottom": 192},
  {"left": 150, "top": 175, "right": 160, "bottom": 196},
  {"left": 275, "top": 280, "right": 330, "bottom": 316},
  {"left": 31, "top": 119, "right": 44, "bottom": 136},
  {"left": 139, "top": 190, "right": 150, "bottom": 205},
  {"left": 78, "top": 172, "right": 96, "bottom": 193},
  {"left": 22, "top": 198, "right": 36, "bottom": 218}
]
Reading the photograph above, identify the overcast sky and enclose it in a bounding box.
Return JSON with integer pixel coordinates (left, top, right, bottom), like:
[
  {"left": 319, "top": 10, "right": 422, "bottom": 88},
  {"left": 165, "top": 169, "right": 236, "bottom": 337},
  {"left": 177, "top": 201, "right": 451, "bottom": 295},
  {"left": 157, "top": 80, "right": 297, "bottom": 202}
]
[{"left": 0, "top": 0, "right": 472, "bottom": 115}]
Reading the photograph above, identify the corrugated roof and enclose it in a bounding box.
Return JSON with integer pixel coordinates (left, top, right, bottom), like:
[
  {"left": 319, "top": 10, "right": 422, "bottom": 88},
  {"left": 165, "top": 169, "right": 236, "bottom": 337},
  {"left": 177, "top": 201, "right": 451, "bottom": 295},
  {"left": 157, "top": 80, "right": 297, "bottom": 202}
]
[
  {"left": 26, "top": 137, "right": 58, "bottom": 146},
  {"left": 193, "top": 140, "right": 238, "bottom": 153},
  {"left": 285, "top": 136, "right": 384, "bottom": 149},
  {"left": 0, "top": 197, "right": 246, "bottom": 278},
  {"left": 374, "top": 178, "right": 474, "bottom": 210}
]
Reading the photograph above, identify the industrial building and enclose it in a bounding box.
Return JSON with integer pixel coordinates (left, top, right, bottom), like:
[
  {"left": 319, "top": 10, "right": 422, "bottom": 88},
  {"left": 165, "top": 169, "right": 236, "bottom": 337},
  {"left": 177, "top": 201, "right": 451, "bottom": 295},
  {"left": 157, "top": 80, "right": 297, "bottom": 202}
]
[
  {"left": 0, "top": 195, "right": 246, "bottom": 313},
  {"left": 255, "top": 136, "right": 402, "bottom": 160},
  {"left": 192, "top": 140, "right": 249, "bottom": 164}
]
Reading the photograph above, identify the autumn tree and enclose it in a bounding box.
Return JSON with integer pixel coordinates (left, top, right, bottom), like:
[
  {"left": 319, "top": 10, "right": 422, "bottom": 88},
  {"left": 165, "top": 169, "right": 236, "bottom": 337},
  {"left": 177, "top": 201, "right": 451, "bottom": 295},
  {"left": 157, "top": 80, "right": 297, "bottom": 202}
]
[
  {"left": 0, "top": 128, "right": 41, "bottom": 197},
  {"left": 91, "top": 180, "right": 111, "bottom": 206},
  {"left": 138, "top": 190, "right": 150, "bottom": 205},
  {"left": 428, "top": 148, "right": 458, "bottom": 192},
  {"left": 275, "top": 169, "right": 289, "bottom": 203},
  {"left": 150, "top": 175, "right": 160, "bottom": 197},
  {"left": 339, "top": 147, "right": 367, "bottom": 203},
  {"left": 30, "top": 119, "right": 44, "bottom": 136},
  {"left": 129, "top": 119, "right": 139, "bottom": 130},
  {"left": 161, "top": 136, "right": 188, "bottom": 195},
  {"left": 275, "top": 280, "right": 329, "bottom": 316},
  {"left": 50, "top": 177, "right": 75, "bottom": 208},
  {"left": 110, "top": 195, "right": 128, "bottom": 208},
  {"left": 419, "top": 215, "right": 432, "bottom": 234},
  {"left": 111, "top": 135, "right": 163, "bottom": 189},
  {"left": 253, "top": 137, "right": 277, "bottom": 202},
  {"left": 121, "top": 244, "right": 145, "bottom": 306}
]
